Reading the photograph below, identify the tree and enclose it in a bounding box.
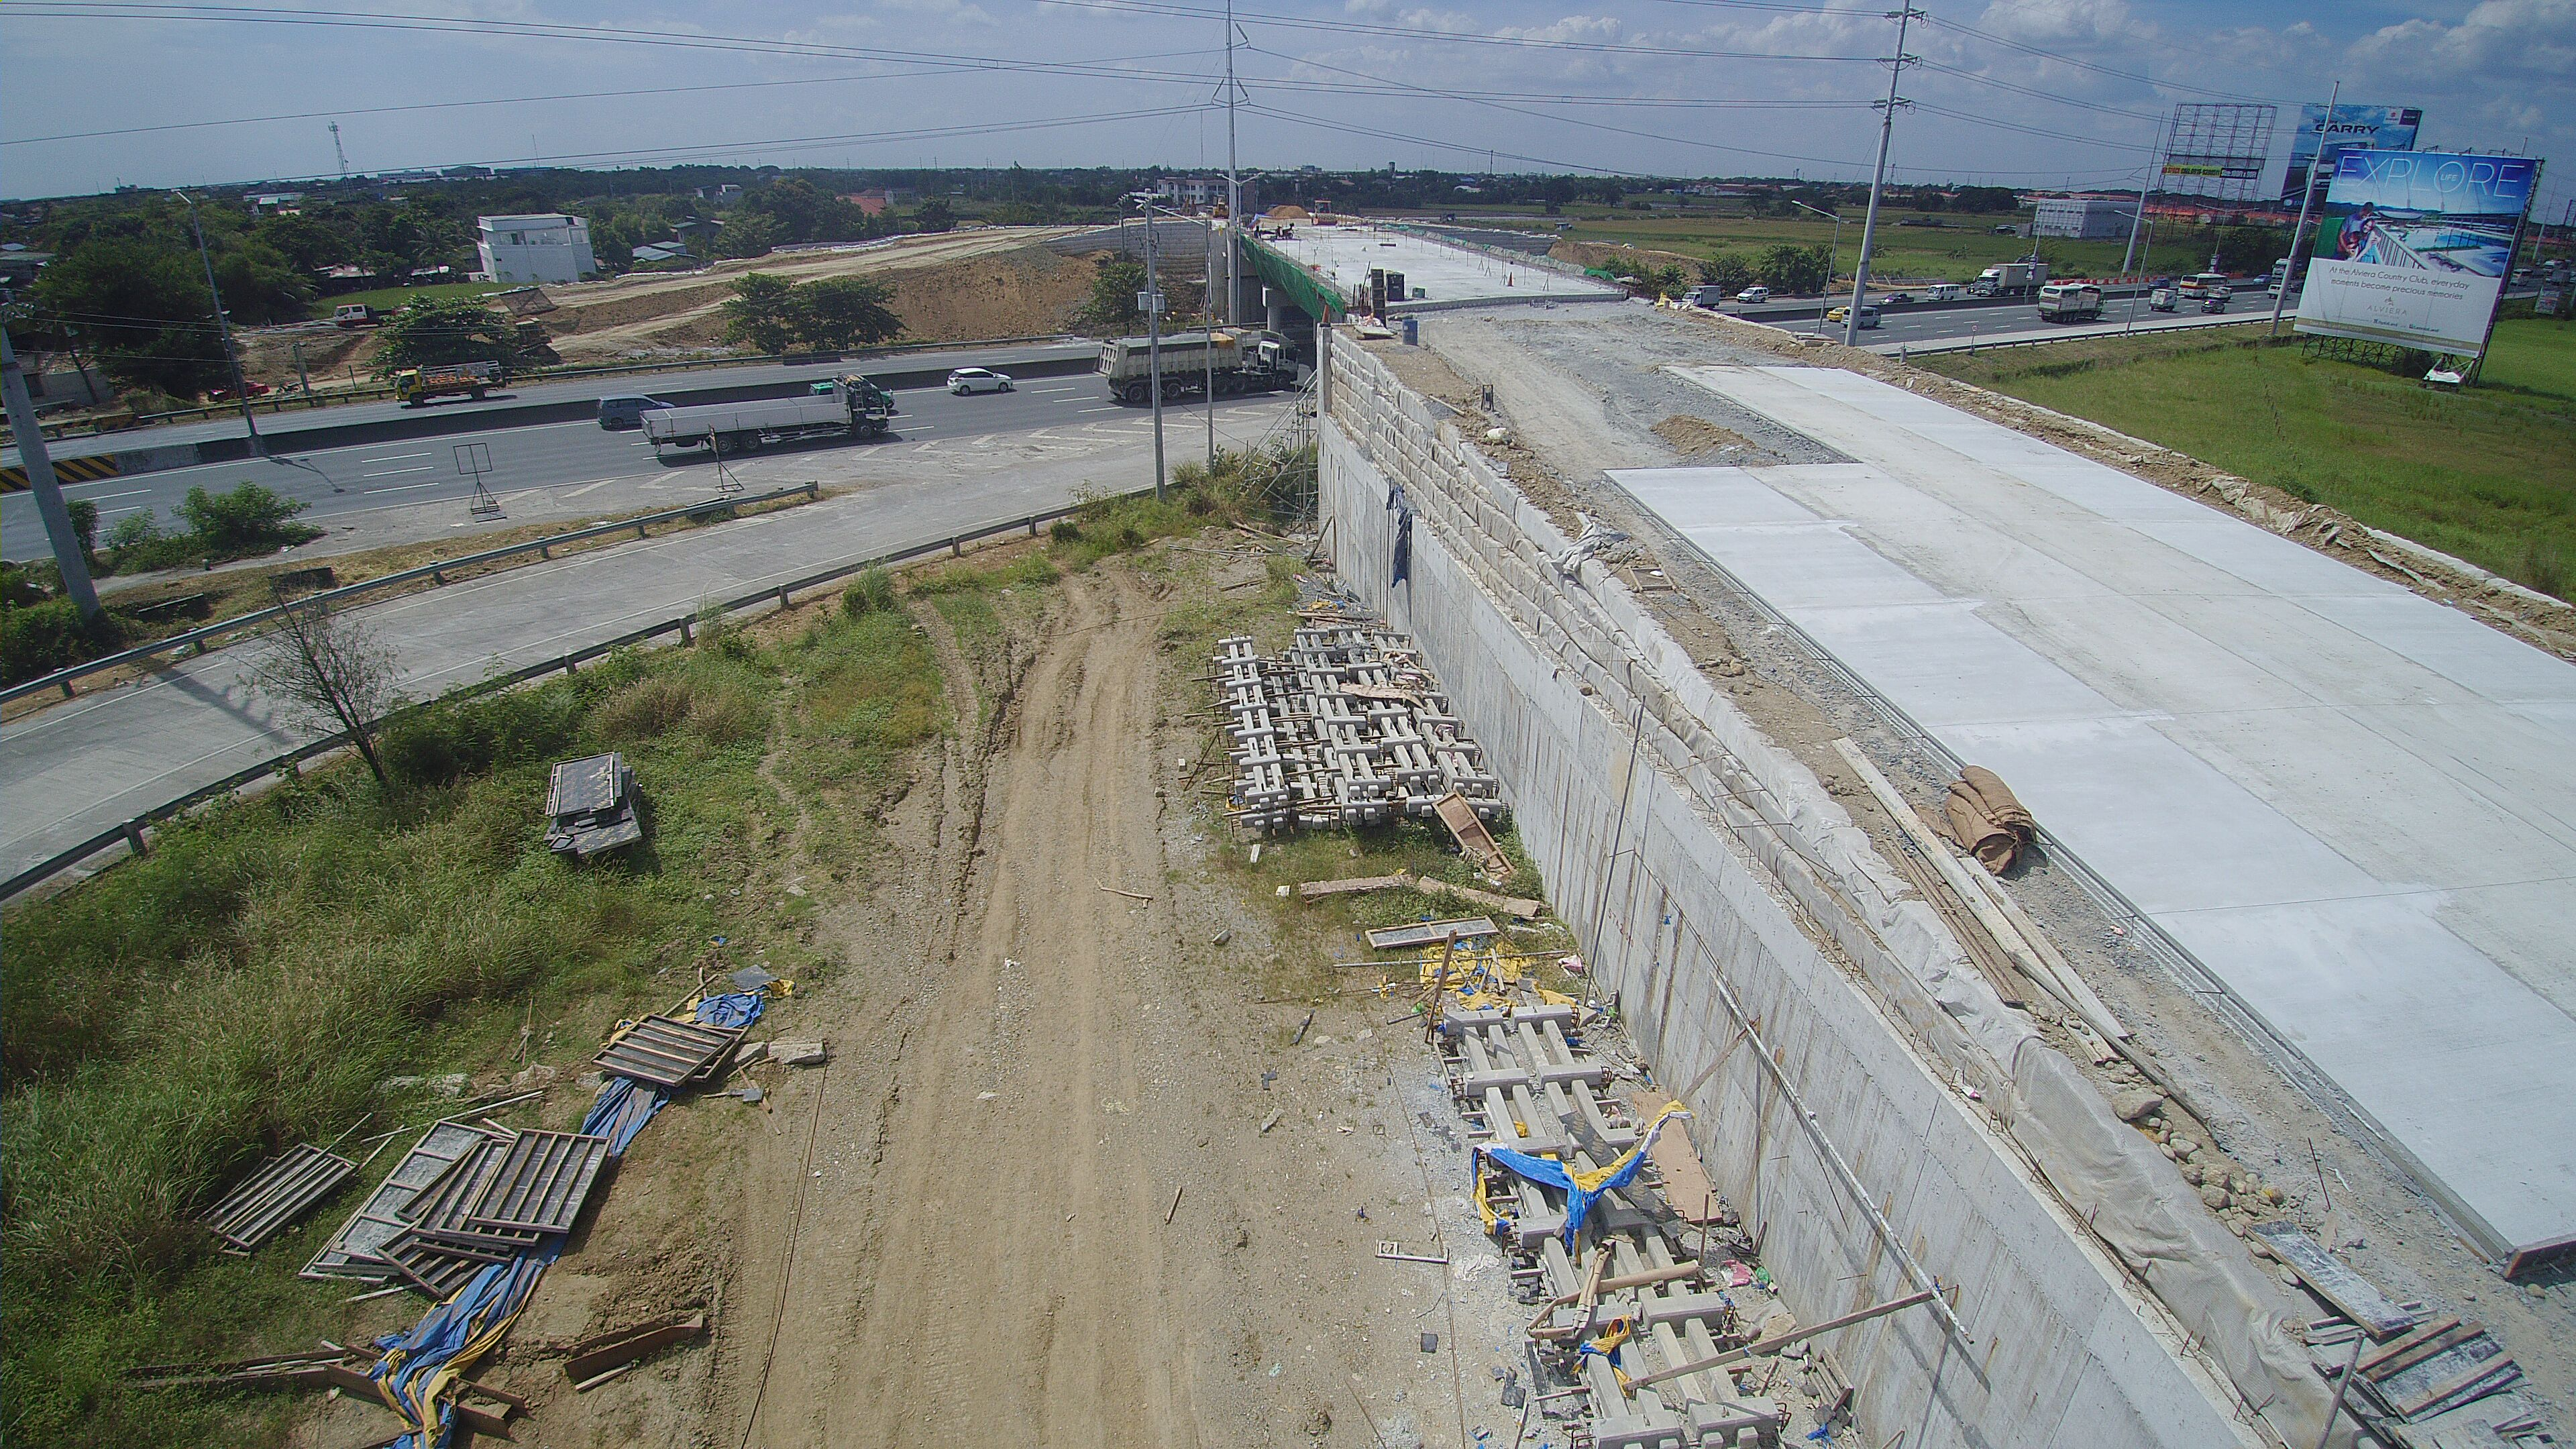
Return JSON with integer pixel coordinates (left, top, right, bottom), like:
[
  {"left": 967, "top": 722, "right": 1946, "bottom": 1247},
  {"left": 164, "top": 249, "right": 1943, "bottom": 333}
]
[
  {"left": 178, "top": 481, "right": 308, "bottom": 551},
  {"left": 2215, "top": 225, "right": 2288, "bottom": 274},
  {"left": 374, "top": 297, "right": 526, "bottom": 375},
  {"left": 1757, "top": 243, "right": 1834, "bottom": 294},
  {"left": 722, "top": 273, "right": 800, "bottom": 354},
  {"left": 1077, "top": 258, "right": 1147, "bottom": 335},
  {"left": 1697, "top": 254, "right": 1758, "bottom": 293},
  {"left": 28, "top": 239, "right": 230, "bottom": 396},
  {"left": 914, "top": 199, "right": 956, "bottom": 234},
  {"left": 794, "top": 276, "right": 902, "bottom": 350},
  {"left": 250, "top": 592, "right": 401, "bottom": 787}
]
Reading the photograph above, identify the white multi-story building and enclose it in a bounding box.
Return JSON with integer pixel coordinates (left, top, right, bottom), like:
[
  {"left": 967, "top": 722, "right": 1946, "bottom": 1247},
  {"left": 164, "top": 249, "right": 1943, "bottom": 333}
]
[
  {"left": 2031, "top": 196, "right": 2136, "bottom": 240},
  {"left": 475, "top": 213, "right": 597, "bottom": 284}
]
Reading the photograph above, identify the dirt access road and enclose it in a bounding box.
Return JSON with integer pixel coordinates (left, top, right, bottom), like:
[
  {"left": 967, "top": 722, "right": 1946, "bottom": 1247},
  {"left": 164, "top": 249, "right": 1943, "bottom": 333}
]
[{"left": 496, "top": 555, "right": 1489, "bottom": 1449}]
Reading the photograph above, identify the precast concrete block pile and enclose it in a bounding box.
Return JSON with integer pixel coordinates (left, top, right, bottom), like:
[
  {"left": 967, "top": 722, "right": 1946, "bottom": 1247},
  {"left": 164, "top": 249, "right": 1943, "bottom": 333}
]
[{"left": 1218, "top": 610, "right": 1503, "bottom": 835}]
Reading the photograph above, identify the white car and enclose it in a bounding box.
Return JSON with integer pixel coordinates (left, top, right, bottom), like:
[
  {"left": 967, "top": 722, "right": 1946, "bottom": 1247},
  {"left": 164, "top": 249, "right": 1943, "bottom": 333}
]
[
  {"left": 946, "top": 367, "right": 1012, "bottom": 394},
  {"left": 1735, "top": 286, "right": 1770, "bottom": 305}
]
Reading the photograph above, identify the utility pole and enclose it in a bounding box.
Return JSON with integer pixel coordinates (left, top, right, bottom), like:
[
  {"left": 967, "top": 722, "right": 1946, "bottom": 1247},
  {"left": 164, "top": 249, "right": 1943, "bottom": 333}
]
[
  {"left": 1, "top": 323, "right": 103, "bottom": 619},
  {"left": 179, "top": 191, "right": 261, "bottom": 454},
  {"left": 1138, "top": 193, "right": 1167, "bottom": 501},
  {"left": 1205, "top": 215, "right": 1218, "bottom": 466},
  {"left": 2269, "top": 78, "right": 2338, "bottom": 338},
  {"left": 1224, "top": 0, "right": 1241, "bottom": 327},
  {"left": 1843, "top": 4, "right": 1919, "bottom": 346}
]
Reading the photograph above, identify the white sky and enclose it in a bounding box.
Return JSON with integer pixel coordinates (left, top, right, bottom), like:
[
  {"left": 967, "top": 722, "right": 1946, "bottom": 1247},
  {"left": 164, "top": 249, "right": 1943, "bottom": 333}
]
[{"left": 1, "top": 0, "right": 2567, "bottom": 218}]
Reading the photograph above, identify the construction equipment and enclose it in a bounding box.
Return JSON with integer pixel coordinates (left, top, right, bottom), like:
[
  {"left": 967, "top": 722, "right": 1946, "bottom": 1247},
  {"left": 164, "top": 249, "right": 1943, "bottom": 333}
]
[
  {"left": 390, "top": 360, "right": 504, "bottom": 407},
  {"left": 641, "top": 374, "right": 896, "bottom": 457},
  {"left": 1099, "top": 327, "right": 1295, "bottom": 405}
]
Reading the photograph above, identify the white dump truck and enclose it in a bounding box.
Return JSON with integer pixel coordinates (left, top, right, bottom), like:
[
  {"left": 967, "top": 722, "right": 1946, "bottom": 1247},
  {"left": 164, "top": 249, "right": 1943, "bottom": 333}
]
[
  {"left": 1099, "top": 327, "right": 1295, "bottom": 405},
  {"left": 1970, "top": 260, "right": 2049, "bottom": 297},
  {"left": 642, "top": 374, "right": 897, "bottom": 457}
]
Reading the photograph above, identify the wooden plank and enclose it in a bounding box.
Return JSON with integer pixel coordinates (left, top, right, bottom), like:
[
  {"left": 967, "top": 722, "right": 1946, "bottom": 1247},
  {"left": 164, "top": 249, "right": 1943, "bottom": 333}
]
[
  {"left": 562, "top": 1309, "right": 708, "bottom": 1383},
  {"left": 1432, "top": 792, "right": 1513, "bottom": 880},
  {"left": 2360, "top": 1318, "right": 2471, "bottom": 1381},
  {"left": 1627, "top": 1089, "right": 1720, "bottom": 1224},
  {"left": 2250, "top": 1222, "right": 2418, "bottom": 1338},
  {"left": 1364, "top": 916, "right": 1499, "bottom": 951},
  {"left": 2357, "top": 1314, "right": 2461, "bottom": 1376}
]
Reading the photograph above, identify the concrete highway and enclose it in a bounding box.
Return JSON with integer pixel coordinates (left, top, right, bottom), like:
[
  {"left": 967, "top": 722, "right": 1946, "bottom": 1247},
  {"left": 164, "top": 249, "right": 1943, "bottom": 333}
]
[
  {"left": 1768, "top": 285, "right": 2292, "bottom": 352},
  {"left": 0, "top": 392, "right": 1296, "bottom": 889},
  {"left": 1, "top": 350, "right": 1256, "bottom": 566}
]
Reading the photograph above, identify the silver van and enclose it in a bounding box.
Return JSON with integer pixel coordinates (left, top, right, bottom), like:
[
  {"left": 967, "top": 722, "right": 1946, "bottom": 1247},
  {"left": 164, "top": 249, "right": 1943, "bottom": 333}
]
[{"left": 597, "top": 395, "right": 674, "bottom": 430}]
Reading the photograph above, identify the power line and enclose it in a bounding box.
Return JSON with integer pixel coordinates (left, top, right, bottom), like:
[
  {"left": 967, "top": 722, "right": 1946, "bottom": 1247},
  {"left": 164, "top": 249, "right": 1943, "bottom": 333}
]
[
  {"left": 1036, "top": 0, "right": 1884, "bottom": 61},
  {"left": 3, "top": 50, "right": 1226, "bottom": 146}
]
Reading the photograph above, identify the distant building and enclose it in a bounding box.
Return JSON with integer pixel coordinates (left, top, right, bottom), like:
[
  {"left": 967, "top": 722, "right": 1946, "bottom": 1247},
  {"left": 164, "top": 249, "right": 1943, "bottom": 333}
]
[
  {"left": 1153, "top": 175, "right": 1258, "bottom": 213},
  {"left": 843, "top": 191, "right": 890, "bottom": 217},
  {"left": 696, "top": 184, "right": 743, "bottom": 207},
  {"left": 248, "top": 191, "right": 304, "bottom": 213},
  {"left": 0, "top": 244, "right": 52, "bottom": 288},
  {"left": 2032, "top": 196, "right": 2137, "bottom": 240},
  {"left": 476, "top": 213, "right": 597, "bottom": 284},
  {"left": 631, "top": 242, "right": 693, "bottom": 265}
]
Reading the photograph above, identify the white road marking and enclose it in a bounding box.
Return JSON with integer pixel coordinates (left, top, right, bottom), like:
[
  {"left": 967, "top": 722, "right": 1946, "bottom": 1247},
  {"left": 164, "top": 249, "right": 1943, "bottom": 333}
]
[
  {"left": 364, "top": 479, "right": 449, "bottom": 493},
  {"left": 358, "top": 451, "right": 433, "bottom": 464},
  {"left": 361, "top": 465, "right": 435, "bottom": 478},
  {"left": 561, "top": 474, "right": 646, "bottom": 498},
  {"left": 1075, "top": 406, "right": 1120, "bottom": 415},
  {"left": 69, "top": 488, "right": 150, "bottom": 502}
]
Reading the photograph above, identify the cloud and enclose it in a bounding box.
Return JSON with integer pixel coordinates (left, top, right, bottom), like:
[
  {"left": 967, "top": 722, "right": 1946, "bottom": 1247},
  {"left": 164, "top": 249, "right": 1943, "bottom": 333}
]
[{"left": 2349, "top": 0, "right": 2576, "bottom": 84}]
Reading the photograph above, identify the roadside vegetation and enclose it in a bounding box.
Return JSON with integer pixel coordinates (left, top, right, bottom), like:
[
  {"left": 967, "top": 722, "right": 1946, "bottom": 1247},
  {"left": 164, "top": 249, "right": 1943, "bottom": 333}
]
[
  {"left": 1921, "top": 316, "right": 2576, "bottom": 599},
  {"left": 0, "top": 482, "right": 321, "bottom": 684},
  {"left": 0, "top": 586, "right": 946, "bottom": 1448}
]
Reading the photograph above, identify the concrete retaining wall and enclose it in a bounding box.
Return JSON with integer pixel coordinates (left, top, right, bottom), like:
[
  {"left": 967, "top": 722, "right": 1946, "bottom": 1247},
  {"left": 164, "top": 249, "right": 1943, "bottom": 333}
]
[{"left": 1318, "top": 336, "right": 2324, "bottom": 1449}]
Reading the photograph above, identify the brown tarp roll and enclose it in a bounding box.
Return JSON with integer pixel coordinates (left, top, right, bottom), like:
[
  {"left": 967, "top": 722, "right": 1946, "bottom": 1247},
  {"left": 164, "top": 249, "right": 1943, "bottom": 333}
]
[{"left": 1945, "top": 766, "right": 2035, "bottom": 874}]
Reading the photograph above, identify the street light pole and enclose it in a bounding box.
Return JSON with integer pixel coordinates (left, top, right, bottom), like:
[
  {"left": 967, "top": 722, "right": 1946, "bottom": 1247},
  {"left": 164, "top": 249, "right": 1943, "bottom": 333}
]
[
  {"left": 1785, "top": 199, "right": 1844, "bottom": 335},
  {"left": 1224, "top": 0, "right": 1241, "bottom": 327},
  {"left": 1, "top": 323, "right": 103, "bottom": 619},
  {"left": 178, "top": 191, "right": 261, "bottom": 453}
]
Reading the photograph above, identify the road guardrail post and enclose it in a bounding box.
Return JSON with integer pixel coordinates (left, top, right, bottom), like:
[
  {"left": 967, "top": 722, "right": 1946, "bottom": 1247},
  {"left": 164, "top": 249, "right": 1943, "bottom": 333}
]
[{"left": 121, "top": 820, "right": 149, "bottom": 857}]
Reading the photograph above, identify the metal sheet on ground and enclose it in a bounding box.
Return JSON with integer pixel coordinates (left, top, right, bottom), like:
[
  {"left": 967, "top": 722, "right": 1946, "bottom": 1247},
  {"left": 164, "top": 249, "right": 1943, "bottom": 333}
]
[
  {"left": 1364, "top": 916, "right": 1499, "bottom": 951},
  {"left": 205, "top": 1143, "right": 356, "bottom": 1252}
]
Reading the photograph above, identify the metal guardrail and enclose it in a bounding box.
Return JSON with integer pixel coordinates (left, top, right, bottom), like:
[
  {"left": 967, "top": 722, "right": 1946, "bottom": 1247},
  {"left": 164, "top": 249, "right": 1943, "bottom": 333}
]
[
  {"left": 0, "top": 486, "right": 1145, "bottom": 902},
  {"left": 1, "top": 482, "right": 820, "bottom": 706},
  {"left": 9, "top": 334, "right": 1086, "bottom": 445}
]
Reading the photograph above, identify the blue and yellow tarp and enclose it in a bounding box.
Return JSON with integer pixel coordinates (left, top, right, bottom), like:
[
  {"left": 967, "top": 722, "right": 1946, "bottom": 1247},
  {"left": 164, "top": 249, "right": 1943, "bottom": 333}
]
[{"left": 1476, "top": 1101, "right": 1693, "bottom": 1248}]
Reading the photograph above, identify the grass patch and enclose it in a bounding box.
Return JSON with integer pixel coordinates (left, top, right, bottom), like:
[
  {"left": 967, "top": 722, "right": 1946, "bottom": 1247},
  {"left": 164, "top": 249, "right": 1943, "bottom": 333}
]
[
  {"left": 0, "top": 604, "right": 947, "bottom": 1448},
  {"left": 1527, "top": 210, "right": 2209, "bottom": 286},
  {"left": 1921, "top": 319, "right": 2576, "bottom": 600},
  {"left": 306, "top": 282, "right": 508, "bottom": 320}
]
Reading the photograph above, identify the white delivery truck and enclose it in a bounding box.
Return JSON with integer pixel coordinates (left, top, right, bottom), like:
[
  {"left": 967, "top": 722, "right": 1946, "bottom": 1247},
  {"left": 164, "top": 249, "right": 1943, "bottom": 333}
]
[
  {"left": 1970, "top": 260, "right": 2049, "bottom": 297},
  {"left": 2035, "top": 282, "right": 2104, "bottom": 322},
  {"left": 642, "top": 374, "right": 898, "bottom": 457},
  {"left": 1923, "top": 283, "right": 1967, "bottom": 303}
]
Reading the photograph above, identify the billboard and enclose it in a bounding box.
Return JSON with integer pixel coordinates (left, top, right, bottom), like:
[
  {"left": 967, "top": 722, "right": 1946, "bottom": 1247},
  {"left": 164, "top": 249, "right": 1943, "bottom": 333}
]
[
  {"left": 2160, "top": 103, "right": 2277, "bottom": 204},
  {"left": 2294, "top": 150, "right": 2538, "bottom": 356},
  {"left": 2283, "top": 103, "right": 2422, "bottom": 203}
]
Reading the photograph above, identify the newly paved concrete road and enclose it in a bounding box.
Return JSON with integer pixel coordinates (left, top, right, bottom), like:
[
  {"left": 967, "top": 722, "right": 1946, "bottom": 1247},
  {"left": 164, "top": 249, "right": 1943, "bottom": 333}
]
[
  {"left": 1765, "top": 287, "right": 2288, "bottom": 351},
  {"left": 1619, "top": 365, "right": 2576, "bottom": 1267},
  {"left": 3, "top": 354, "right": 1212, "bottom": 565},
  {"left": 0, "top": 395, "right": 1293, "bottom": 888}
]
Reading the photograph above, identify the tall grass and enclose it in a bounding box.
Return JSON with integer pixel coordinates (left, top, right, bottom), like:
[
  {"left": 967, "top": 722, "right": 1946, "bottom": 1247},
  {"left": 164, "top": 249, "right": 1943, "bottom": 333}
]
[{"left": 1, "top": 606, "right": 947, "bottom": 1448}]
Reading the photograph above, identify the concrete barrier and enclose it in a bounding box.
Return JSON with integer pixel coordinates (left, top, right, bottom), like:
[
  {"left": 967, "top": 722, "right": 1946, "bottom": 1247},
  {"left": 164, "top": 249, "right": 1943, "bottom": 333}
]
[{"left": 1318, "top": 336, "right": 2329, "bottom": 1449}]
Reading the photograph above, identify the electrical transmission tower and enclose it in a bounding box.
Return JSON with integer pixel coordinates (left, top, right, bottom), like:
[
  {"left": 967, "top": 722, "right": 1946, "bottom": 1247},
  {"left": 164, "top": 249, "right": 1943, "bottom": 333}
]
[{"left": 330, "top": 121, "right": 349, "bottom": 178}]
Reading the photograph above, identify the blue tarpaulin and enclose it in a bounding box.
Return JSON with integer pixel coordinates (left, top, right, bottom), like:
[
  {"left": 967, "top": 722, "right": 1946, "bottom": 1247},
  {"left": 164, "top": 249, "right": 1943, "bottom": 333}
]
[
  {"left": 1477, "top": 1103, "right": 1690, "bottom": 1248},
  {"left": 582, "top": 1074, "right": 667, "bottom": 1155},
  {"left": 694, "top": 991, "right": 767, "bottom": 1029}
]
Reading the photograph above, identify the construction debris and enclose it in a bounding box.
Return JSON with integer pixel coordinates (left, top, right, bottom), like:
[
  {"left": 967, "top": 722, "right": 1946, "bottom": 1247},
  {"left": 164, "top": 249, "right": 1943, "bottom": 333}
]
[
  {"left": 304, "top": 1120, "right": 508, "bottom": 1283},
  {"left": 2253, "top": 1222, "right": 2418, "bottom": 1338},
  {"left": 594, "top": 1013, "right": 747, "bottom": 1090},
  {"left": 1362, "top": 916, "right": 1499, "bottom": 951},
  {"left": 564, "top": 1309, "right": 708, "bottom": 1385},
  {"left": 1942, "top": 765, "right": 2034, "bottom": 874},
  {"left": 767, "top": 1039, "right": 828, "bottom": 1067},
  {"left": 1297, "top": 869, "right": 1542, "bottom": 918},
  {"left": 1217, "top": 616, "right": 1503, "bottom": 835},
  {"left": 545, "top": 751, "right": 645, "bottom": 858},
  {"left": 1433, "top": 790, "right": 1515, "bottom": 880},
  {"left": 204, "top": 1143, "right": 357, "bottom": 1253}
]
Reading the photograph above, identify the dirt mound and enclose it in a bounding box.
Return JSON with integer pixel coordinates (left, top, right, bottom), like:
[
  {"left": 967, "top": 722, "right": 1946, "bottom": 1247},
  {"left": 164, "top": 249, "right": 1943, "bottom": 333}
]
[
  {"left": 1550, "top": 238, "right": 1703, "bottom": 272},
  {"left": 1652, "top": 414, "right": 1760, "bottom": 458},
  {"left": 551, "top": 242, "right": 1097, "bottom": 362}
]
